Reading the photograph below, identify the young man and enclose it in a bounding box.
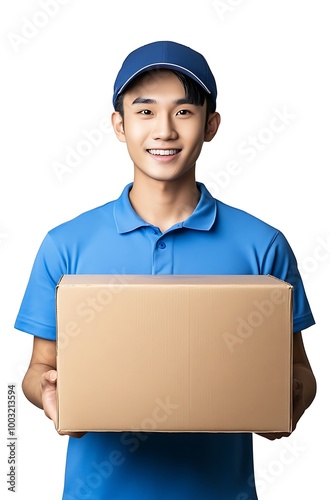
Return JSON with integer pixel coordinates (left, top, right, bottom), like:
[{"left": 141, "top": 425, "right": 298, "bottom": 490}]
[{"left": 15, "top": 41, "right": 316, "bottom": 499}]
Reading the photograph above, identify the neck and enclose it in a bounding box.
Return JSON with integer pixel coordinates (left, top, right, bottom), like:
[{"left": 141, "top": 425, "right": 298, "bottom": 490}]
[{"left": 129, "top": 174, "right": 200, "bottom": 233}]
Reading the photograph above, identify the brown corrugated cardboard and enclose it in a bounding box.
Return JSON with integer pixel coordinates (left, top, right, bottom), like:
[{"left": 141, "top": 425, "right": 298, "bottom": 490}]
[{"left": 56, "top": 274, "right": 293, "bottom": 433}]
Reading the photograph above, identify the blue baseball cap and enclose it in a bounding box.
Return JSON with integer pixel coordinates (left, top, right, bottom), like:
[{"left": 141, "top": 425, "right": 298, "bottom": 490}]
[{"left": 113, "top": 40, "right": 217, "bottom": 109}]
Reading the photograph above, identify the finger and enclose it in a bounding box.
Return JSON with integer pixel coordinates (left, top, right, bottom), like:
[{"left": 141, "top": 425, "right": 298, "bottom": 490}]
[
  {"left": 256, "top": 431, "right": 291, "bottom": 441},
  {"left": 40, "top": 370, "right": 57, "bottom": 390},
  {"left": 43, "top": 370, "right": 57, "bottom": 383},
  {"left": 58, "top": 431, "right": 86, "bottom": 439},
  {"left": 48, "top": 370, "right": 57, "bottom": 383},
  {"left": 293, "top": 379, "right": 303, "bottom": 396},
  {"left": 40, "top": 372, "right": 58, "bottom": 423}
]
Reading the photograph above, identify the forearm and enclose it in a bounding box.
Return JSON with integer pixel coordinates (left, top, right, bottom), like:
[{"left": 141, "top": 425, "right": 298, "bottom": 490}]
[{"left": 22, "top": 363, "right": 55, "bottom": 410}]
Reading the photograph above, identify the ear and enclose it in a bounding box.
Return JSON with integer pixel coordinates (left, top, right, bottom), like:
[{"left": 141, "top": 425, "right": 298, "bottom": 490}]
[
  {"left": 204, "top": 112, "right": 221, "bottom": 142},
  {"left": 112, "top": 111, "right": 126, "bottom": 143}
]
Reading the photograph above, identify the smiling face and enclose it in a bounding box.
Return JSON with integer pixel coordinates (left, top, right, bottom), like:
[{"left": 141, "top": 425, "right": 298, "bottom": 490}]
[{"left": 112, "top": 70, "right": 220, "bottom": 186}]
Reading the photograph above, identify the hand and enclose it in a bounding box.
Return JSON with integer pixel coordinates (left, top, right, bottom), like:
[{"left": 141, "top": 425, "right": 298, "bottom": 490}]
[
  {"left": 40, "top": 370, "right": 86, "bottom": 439},
  {"left": 257, "top": 379, "right": 305, "bottom": 440}
]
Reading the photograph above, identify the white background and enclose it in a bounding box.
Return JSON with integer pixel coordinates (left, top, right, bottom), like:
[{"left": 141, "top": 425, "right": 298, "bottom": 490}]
[{"left": 0, "top": 0, "right": 329, "bottom": 498}]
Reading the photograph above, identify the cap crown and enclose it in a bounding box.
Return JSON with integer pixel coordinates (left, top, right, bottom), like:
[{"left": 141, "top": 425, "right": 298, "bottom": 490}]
[{"left": 113, "top": 41, "right": 217, "bottom": 109}]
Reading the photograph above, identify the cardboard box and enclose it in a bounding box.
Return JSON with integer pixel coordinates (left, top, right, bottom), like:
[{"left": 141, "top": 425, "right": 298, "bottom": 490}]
[{"left": 56, "top": 274, "right": 293, "bottom": 433}]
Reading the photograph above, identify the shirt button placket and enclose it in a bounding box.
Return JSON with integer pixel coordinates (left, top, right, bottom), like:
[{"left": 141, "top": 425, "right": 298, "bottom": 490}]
[{"left": 153, "top": 236, "right": 173, "bottom": 274}]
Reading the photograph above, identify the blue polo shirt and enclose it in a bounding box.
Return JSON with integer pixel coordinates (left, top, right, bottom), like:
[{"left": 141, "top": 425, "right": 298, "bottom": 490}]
[{"left": 15, "top": 182, "right": 315, "bottom": 500}]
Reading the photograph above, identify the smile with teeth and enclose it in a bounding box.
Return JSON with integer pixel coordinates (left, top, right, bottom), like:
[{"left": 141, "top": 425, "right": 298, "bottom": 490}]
[{"left": 148, "top": 149, "right": 181, "bottom": 156}]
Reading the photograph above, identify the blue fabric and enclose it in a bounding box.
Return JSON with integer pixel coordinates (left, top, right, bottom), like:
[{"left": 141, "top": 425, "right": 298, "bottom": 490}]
[{"left": 14, "top": 182, "right": 315, "bottom": 499}]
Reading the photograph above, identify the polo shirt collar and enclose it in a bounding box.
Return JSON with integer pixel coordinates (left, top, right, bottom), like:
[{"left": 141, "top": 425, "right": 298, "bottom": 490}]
[
  {"left": 183, "top": 183, "right": 217, "bottom": 231},
  {"left": 114, "top": 182, "right": 217, "bottom": 234}
]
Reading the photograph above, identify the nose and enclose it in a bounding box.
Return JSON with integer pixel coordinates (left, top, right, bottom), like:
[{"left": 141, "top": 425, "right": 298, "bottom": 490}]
[{"left": 151, "top": 113, "right": 178, "bottom": 141}]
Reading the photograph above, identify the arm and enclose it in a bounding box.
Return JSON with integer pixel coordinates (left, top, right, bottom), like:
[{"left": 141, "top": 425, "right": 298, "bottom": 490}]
[
  {"left": 259, "top": 330, "right": 317, "bottom": 440},
  {"left": 22, "top": 336, "right": 85, "bottom": 438}
]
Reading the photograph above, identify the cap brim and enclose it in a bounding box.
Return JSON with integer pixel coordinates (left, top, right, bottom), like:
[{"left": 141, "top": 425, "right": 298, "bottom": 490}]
[{"left": 116, "top": 62, "right": 212, "bottom": 98}]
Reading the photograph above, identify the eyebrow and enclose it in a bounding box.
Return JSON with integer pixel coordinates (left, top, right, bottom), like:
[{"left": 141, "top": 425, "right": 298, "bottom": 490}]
[{"left": 131, "top": 97, "right": 194, "bottom": 105}]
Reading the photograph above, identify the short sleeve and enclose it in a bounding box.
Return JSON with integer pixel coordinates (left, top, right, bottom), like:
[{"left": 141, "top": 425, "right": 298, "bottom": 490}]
[
  {"left": 261, "top": 231, "right": 315, "bottom": 332},
  {"left": 14, "top": 233, "right": 67, "bottom": 340}
]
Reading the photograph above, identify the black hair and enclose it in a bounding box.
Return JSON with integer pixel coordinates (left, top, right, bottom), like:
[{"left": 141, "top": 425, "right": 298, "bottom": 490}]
[{"left": 114, "top": 69, "right": 215, "bottom": 128}]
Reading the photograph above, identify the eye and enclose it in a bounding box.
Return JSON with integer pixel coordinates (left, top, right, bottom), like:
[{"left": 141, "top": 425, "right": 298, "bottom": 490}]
[
  {"left": 139, "top": 109, "right": 152, "bottom": 115},
  {"left": 176, "top": 109, "right": 192, "bottom": 116}
]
